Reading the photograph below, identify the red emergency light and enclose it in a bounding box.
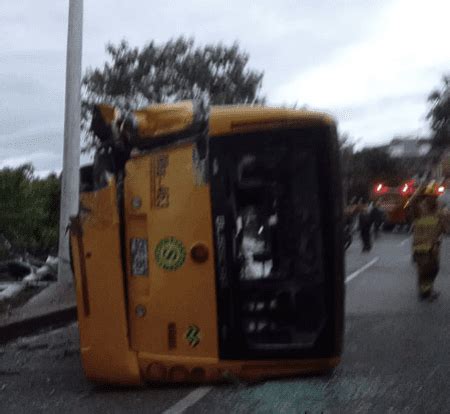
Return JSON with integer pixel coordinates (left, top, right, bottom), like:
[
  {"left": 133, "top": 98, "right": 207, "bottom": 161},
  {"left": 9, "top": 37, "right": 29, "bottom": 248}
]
[
  {"left": 374, "top": 183, "right": 388, "bottom": 194},
  {"left": 438, "top": 185, "right": 445, "bottom": 194},
  {"left": 399, "top": 180, "right": 416, "bottom": 196}
]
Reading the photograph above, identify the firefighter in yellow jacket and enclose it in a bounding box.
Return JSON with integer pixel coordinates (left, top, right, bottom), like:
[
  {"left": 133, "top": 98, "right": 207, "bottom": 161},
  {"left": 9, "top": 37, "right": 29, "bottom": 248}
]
[{"left": 408, "top": 183, "right": 447, "bottom": 301}]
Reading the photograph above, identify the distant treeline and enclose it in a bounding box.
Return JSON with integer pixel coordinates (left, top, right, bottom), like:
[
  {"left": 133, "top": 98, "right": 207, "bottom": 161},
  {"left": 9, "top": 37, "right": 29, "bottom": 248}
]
[{"left": 0, "top": 164, "right": 60, "bottom": 260}]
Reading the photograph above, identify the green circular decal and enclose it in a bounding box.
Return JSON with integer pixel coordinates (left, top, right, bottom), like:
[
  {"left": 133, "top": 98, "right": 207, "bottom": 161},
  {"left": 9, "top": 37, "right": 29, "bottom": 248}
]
[{"left": 155, "top": 237, "right": 186, "bottom": 270}]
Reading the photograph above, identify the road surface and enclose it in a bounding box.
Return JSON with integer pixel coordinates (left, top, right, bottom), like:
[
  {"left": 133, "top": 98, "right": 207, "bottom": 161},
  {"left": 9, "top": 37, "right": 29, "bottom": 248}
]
[{"left": 1, "top": 232, "right": 449, "bottom": 413}]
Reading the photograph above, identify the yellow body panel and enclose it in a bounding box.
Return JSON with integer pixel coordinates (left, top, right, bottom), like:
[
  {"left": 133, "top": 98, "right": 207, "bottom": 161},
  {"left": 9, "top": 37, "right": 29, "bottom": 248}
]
[
  {"left": 70, "top": 181, "right": 141, "bottom": 384},
  {"left": 124, "top": 145, "right": 219, "bottom": 359}
]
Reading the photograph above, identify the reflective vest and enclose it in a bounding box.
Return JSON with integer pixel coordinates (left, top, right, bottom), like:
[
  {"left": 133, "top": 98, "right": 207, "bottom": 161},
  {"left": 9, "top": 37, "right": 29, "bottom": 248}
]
[{"left": 412, "top": 215, "right": 443, "bottom": 253}]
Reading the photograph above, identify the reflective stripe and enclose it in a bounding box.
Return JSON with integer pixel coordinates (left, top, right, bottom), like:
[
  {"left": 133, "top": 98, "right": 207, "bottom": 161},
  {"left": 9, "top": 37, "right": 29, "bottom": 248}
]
[
  {"left": 413, "top": 214, "right": 442, "bottom": 253},
  {"left": 414, "top": 244, "right": 432, "bottom": 253},
  {"left": 416, "top": 216, "right": 439, "bottom": 226}
]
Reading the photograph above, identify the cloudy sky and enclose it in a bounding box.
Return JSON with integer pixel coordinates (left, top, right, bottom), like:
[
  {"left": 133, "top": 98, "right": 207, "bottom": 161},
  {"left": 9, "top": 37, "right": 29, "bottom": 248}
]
[{"left": 1, "top": 0, "right": 449, "bottom": 176}]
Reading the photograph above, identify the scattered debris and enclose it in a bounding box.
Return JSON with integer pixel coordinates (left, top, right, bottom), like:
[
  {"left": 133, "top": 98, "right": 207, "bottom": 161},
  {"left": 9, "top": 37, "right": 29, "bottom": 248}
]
[
  {"left": 0, "top": 255, "right": 58, "bottom": 283},
  {"left": 24, "top": 256, "right": 58, "bottom": 283},
  {"left": 0, "top": 261, "right": 33, "bottom": 282},
  {"left": 0, "top": 256, "right": 58, "bottom": 313},
  {"left": 0, "top": 282, "right": 41, "bottom": 315},
  {"left": 0, "top": 284, "right": 26, "bottom": 303}
]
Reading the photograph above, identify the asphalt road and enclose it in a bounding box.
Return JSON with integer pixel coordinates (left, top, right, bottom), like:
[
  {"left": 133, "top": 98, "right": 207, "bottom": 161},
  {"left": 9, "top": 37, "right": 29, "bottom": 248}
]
[{"left": 0, "top": 232, "right": 449, "bottom": 413}]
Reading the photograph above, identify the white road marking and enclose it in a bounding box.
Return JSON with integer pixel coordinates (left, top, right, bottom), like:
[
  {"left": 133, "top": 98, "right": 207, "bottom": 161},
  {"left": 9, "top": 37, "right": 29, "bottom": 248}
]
[
  {"left": 398, "top": 237, "right": 410, "bottom": 246},
  {"left": 345, "top": 257, "right": 379, "bottom": 284},
  {"left": 162, "top": 387, "right": 213, "bottom": 414}
]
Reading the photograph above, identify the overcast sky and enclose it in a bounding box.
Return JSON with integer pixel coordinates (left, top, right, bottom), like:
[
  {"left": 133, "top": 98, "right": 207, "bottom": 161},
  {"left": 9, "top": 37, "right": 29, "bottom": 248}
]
[{"left": 1, "top": 0, "right": 449, "bottom": 176}]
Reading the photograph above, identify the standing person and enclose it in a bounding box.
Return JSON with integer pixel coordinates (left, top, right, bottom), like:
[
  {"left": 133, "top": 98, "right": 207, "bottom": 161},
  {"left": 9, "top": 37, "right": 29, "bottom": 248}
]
[
  {"left": 358, "top": 201, "right": 372, "bottom": 252},
  {"left": 344, "top": 205, "right": 355, "bottom": 250},
  {"left": 370, "top": 200, "right": 384, "bottom": 239},
  {"left": 411, "top": 190, "right": 446, "bottom": 301}
]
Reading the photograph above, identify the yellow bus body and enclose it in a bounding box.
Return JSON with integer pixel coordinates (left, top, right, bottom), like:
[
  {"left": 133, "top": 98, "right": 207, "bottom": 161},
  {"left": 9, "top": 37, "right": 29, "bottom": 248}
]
[{"left": 71, "top": 104, "right": 344, "bottom": 385}]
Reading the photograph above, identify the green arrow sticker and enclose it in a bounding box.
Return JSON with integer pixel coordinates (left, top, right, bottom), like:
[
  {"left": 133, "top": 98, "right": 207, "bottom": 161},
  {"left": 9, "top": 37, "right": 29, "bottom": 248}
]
[
  {"left": 185, "top": 325, "right": 201, "bottom": 347},
  {"left": 155, "top": 237, "right": 186, "bottom": 271}
]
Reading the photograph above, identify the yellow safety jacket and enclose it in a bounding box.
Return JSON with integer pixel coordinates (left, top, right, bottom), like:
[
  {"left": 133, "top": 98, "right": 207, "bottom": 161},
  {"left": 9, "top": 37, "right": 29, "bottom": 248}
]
[{"left": 412, "top": 214, "right": 444, "bottom": 253}]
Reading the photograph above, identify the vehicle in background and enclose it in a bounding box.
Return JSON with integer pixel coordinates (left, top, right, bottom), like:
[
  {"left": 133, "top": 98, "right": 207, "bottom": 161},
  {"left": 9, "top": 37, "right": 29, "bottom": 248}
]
[{"left": 371, "top": 180, "right": 417, "bottom": 230}]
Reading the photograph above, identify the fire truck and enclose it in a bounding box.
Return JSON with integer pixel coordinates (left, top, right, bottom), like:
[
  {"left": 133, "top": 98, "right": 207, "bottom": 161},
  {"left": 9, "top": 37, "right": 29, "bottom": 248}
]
[
  {"left": 371, "top": 179, "right": 446, "bottom": 230},
  {"left": 370, "top": 180, "right": 417, "bottom": 229}
]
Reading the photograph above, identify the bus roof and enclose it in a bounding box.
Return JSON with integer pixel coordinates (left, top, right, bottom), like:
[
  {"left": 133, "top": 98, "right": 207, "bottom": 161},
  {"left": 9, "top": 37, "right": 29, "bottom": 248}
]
[
  {"left": 128, "top": 102, "right": 336, "bottom": 139},
  {"left": 210, "top": 105, "right": 335, "bottom": 136}
]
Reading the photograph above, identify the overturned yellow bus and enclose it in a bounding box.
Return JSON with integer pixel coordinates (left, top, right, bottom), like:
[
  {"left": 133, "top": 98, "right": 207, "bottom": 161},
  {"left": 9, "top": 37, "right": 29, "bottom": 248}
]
[{"left": 70, "top": 99, "right": 345, "bottom": 385}]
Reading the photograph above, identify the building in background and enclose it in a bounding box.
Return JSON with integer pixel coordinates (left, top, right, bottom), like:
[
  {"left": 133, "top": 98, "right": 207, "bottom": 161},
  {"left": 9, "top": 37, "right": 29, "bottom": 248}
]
[
  {"left": 381, "top": 137, "right": 433, "bottom": 180},
  {"left": 387, "top": 137, "right": 432, "bottom": 158}
]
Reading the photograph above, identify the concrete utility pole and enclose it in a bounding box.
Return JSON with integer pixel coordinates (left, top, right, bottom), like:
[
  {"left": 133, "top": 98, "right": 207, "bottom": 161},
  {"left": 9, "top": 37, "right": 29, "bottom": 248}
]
[{"left": 58, "top": 0, "right": 83, "bottom": 284}]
